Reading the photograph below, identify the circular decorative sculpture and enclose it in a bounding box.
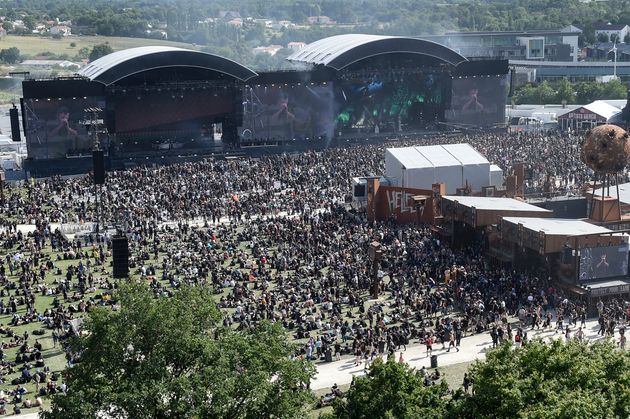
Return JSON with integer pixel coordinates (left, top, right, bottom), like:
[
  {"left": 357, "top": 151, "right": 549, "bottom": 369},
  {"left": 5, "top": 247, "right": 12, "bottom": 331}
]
[{"left": 581, "top": 124, "right": 630, "bottom": 173}]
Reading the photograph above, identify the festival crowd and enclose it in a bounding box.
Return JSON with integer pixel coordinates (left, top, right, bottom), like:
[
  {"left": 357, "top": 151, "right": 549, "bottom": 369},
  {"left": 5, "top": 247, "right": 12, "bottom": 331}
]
[{"left": 0, "top": 131, "right": 627, "bottom": 411}]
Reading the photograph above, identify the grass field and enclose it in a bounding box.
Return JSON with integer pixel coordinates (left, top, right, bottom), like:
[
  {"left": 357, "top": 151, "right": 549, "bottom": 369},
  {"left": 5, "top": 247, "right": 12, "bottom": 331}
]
[{"left": 0, "top": 34, "right": 199, "bottom": 58}]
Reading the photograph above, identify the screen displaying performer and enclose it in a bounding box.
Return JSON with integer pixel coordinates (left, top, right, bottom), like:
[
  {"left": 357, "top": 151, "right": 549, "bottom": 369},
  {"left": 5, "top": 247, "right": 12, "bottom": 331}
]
[
  {"left": 240, "top": 83, "right": 335, "bottom": 141},
  {"left": 447, "top": 75, "right": 507, "bottom": 127},
  {"left": 579, "top": 244, "right": 629, "bottom": 281},
  {"left": 23, "top": 97, "right": 105, "bottom": 160},
  {"left": 335, "top": 73, "right": 445, "bottom": 133}
]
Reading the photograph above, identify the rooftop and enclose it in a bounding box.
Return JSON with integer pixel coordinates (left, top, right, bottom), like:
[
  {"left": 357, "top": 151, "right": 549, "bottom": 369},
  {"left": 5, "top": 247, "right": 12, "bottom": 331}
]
[
  {"left": 442, "top": 196, "right": 553, "bottom": 212},
  {"left": 502, "top": 217, "right": 613, "bottom": 236}
]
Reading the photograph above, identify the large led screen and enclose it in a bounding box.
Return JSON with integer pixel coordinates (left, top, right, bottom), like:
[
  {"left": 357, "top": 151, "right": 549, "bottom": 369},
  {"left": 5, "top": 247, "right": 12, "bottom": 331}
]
[
  {"left": 579, "top": 244, "right": 629, "bottom": 281},
  {"left": 111, "top": 90, "right": 233, "bottom": 133},
  {"left": 336, "top": 74, "right": 445, "bottom": 132},
  {"left": 240, "top": 83, "right": 335, "bottom": 140},
  {"left": 446, "top": 75, "right": 508, "bottom": 127},
  {"left": 22, "top": 97, "right": 105, "bottom": 160}
]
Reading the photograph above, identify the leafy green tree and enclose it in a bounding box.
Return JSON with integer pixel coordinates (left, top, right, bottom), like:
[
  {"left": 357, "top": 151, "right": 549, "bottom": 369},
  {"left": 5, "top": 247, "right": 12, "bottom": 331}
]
[
  {"left": 23, "top": 15, "right": 37, "bottom": 31},
  {"left": 536, "top": 80, "right": 556, "bottom": 104},
  {"left": 0, "top": 47, "right": 20, "bottom": 64},
  {"left": 42, "top": 280, "right": 315, "bottom": 419},
  {"left": 332, "top": 358, "right": 450, "bottom": 419},
  {"left": 625, "top": 32, "right": 630, "bottom": 44},
  {"left": 451, "top": 340, "right": 630, "bottom": 418},
  {"left": 597, "top": 32, "right": 610, "bottom": 43},
  {"left": 602, "top": 78, "right": 627, "bottom": 99},
  {"left": 75, "top": 47, "right": 90, "bottom": 60},
  {"left": 555, "top": 78, "right": 575, "bottom": 104},
  {"left": 576, "top": 81, "right": 602, "bottom": 103},
  {"left": 88, "top": 43, "right": 113, "bottom": 62}
]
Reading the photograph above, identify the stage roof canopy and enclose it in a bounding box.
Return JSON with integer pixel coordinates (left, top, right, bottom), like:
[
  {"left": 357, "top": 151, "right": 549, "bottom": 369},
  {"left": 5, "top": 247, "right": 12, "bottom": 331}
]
[
  {"left": 78, "top": 46, "right": 258, "bottom": 85},
  {"left": 287, "top": 34, "right": 467, "bottom": 70}
]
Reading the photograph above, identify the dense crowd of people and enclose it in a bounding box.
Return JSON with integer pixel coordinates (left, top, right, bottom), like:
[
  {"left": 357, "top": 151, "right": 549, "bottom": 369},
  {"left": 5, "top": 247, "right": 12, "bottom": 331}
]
[{"left": 0, "top": 130, "right": 628, "bottom": 411}]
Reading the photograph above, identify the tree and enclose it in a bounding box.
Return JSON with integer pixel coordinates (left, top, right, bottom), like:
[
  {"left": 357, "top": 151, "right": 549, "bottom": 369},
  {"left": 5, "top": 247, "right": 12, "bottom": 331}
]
[
  {"left": 0, "top": 47, "right": 20, "bottom": 64},
  {"left": 624, "top": 32, "right": 630, "bottom": 44},
  {"left": 597, "top": 32, "right": 610, "bottom": 43},
  {"left": 576, "top": 81, "right": 602, "bottom": 103},
  {"left": 602, "top": 78, "right": 627, "bottom": 99},
  {"left": 43, "top": 280, "right": 315, "bottom": 419},
  {"left": 332, "top": 358, "right": 450, "bottom": 419},
  {"left": 75, "top": 47, "right": 90, "bottom": 60},
  {"left": 451, "top": 340, "right": 630, "bottom": 418},
  {"left": 555, "top": 78, "right": 575, "bottom": 104},
  {"left": 88, "top": 43, "right": 113, "bottom": 62}
]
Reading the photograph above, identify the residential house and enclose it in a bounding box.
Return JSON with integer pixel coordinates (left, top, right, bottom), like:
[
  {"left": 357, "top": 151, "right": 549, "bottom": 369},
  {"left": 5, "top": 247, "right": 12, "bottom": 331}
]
[
  {"left": 307, "top": 16, "right": 336, "bottom": 25},
  {"left": 593, "top": 22, "right": 629, "bottom": 43},
  {"left": 252, "top": 45, "right": 283, "bottom": 56},
  {"left": 287, "top": 41, "right": 306, "bottom": 51},
  {"left": 50, "top": 25, "right": 71, "bottom": 36}
]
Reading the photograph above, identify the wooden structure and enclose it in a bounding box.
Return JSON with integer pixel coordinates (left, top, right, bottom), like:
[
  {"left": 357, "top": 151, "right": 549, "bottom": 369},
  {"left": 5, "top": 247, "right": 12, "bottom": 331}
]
[
  {"left": 500, "top": 217, "right": 619, "bottom": 255},
  {"left": 441, "top": 196, "right": 552, "bottom": 228}
]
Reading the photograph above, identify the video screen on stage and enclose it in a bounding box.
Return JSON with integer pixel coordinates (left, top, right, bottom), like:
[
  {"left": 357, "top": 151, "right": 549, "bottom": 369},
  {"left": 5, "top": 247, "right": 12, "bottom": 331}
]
[
  {"left": 579, "top": 244, "right": 629, "bottom": 281},
  {"left": 240, "top": 83, "right": 335, "bottom": 140},
  {"left": 336, "top": 74, "right": 445, "bottom": 133},
  {"left": 22, "top": 97, "right": 106, "bottom": 160},
  {"left": 112, "top": 90, "right": 233, "bottom": 133},
  {"left": 446, "top": 75, "right": 508, "bottom": 127}
]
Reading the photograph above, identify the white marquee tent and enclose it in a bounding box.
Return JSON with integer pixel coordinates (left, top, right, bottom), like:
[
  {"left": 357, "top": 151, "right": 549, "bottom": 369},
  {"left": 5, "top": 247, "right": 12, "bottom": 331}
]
[{"left": 385, "top": 143, "right": 492, "bottom": 194}]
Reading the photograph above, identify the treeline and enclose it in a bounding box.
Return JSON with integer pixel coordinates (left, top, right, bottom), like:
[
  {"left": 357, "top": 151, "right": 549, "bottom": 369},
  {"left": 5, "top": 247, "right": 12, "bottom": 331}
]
[
  {"left": 513, "top": 79, "right": 628, "bottom": 105},
  {"left": 6, "top": 0, "right": 630, "bottom": 38},
  {"left": 5, "top": 0, "right": 630, "bottom": 70}
]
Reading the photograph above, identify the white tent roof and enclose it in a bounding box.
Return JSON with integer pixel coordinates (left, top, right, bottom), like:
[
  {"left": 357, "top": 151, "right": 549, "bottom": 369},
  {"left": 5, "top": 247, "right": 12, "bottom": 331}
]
[
  {"left": 417, "top": 145, "right": 461, "bottom": 167},
  {"left": 502, "top": 217, "right": 613, "bottom": 236},
  {"left": 441, "top": 143, "right": 489, "bottom": 165},
  {"left": 593, "top": 181, "right": 630, "bottom": 205},
  {"left": 386, "top": 147, "right": 433, "bottom": 169},
  {"left": 443, "top": 196, "right": 551, "bottom": 212},
  {"left": 386, "top": 143, "right": 490, "bottom": 168},
  {"left": 583, "top": 100, "right": 624, "bottom": 120}
]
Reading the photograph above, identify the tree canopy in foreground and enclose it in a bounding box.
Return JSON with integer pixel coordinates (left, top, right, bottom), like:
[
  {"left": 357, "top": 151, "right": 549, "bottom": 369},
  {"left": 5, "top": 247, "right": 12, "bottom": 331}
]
[
  {"left": 42, "top": 280, "right": 315, "bottom": 419},
  {"left": 454, "top": 339, "right": 630, "bottom": 419},
  {"left": 331, "top": 358, "right": 449, "bottom": 419},
  {"left": 328, "top": 339, "right": 630, "bottom": 419}
]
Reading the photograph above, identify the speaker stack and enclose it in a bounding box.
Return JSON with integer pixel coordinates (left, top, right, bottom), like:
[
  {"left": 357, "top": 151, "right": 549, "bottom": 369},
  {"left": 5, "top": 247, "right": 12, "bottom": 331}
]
[
  {"left": 9, "top": 107, "right": 21, "bottom": 142},
  {"left": 112, "top": 236, "right": 129, "bottom": 279},
  {"left": 92, "top": 150, "right": 105, "bottom": 185}
]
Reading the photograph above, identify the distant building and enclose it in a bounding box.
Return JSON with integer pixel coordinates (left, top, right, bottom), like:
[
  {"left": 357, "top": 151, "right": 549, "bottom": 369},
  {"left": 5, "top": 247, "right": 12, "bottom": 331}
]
[
  {"left": 426, "top": 29, "right": 581, "bottom": 62},
  {"left": 593, "top": 22, "right": 629, "bottom": 43},
  {"left": 21, "top": 59, "right": 81, "bottom": 69},
  {"left": 226, "top": 18, "right": 243, "bottom": 27},
  {"left": 586, "top": 42, "right": 630, "bottom": 61},
  {"left": 50, "top": 25, "right": 71, "bottom": 36},
  {"left": 558, "top": 100, "right": 626, "bottom": 131},
  {"left": 252, "top": 45, "right": 283, "bottom": 56},
  {"left": 307, "top": 16, "right": 336, "bottom": 25},
  {"left": 218, "top": 11, "right": 241, "bottom": 22},
  {"left": 287, "top": 41, "right": 306, "bottom": 51},
  {"left": 511, "top": 59, "right": 630, "bottom": 82}
]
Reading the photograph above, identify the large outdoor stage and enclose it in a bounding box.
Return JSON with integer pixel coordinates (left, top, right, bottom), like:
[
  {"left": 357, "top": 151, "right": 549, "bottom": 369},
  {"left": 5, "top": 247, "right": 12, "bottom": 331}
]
[{"left": 19, "top": 36, "right": 508, "bottom": 176}]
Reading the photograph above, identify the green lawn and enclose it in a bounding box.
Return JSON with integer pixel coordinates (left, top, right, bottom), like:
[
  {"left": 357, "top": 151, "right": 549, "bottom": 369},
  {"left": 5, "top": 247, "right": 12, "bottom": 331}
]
[{"left": 0, "top": 34, "right": 199, "bottom": 58}]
